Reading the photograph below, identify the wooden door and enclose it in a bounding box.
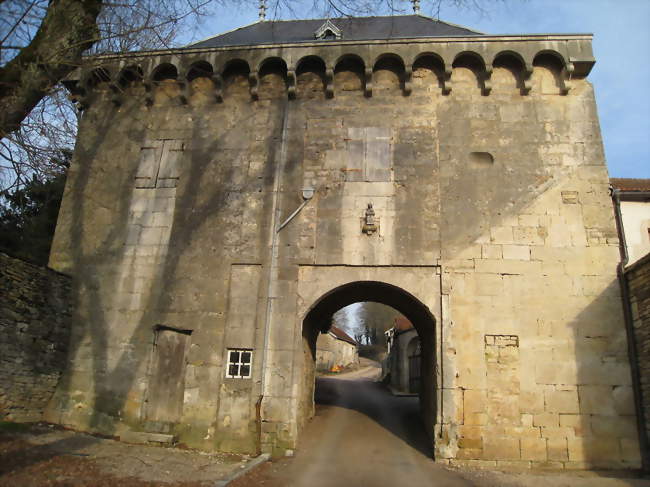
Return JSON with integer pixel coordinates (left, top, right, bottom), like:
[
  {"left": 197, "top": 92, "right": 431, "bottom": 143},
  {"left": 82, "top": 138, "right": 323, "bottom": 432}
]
[
  {"left": 145, "top": 327, "right": 191, "bottom": 424},
  {"left": 408, "top": 338, "right": 421, "bottom": 394}
]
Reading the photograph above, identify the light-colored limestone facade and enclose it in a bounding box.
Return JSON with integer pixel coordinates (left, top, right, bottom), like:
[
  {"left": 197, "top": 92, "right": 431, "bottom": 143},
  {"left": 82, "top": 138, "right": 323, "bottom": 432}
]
[
  {"left": 45, "top": 15, "right": 641, "bottom": 469},
  {"left": 315, "top": 326, "right": 358, "bottom": 372},
  {"left": 611, "top": 178, "right": 650, "bottom": 266}
]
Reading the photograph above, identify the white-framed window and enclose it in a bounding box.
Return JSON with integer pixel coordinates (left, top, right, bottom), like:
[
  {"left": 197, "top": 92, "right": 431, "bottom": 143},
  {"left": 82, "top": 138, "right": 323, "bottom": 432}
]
[{"left": 226, "top": 349, "right": 253, "bottom": 379}]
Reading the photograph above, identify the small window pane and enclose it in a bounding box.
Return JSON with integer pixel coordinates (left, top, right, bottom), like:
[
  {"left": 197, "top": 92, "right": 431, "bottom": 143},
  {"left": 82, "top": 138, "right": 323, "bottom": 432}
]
[
  {"left": 226, "top": 349, "right": 253, "bottom": 379},
  {"left": 228, "top": 364, "right": 239, "bottom": 377}
]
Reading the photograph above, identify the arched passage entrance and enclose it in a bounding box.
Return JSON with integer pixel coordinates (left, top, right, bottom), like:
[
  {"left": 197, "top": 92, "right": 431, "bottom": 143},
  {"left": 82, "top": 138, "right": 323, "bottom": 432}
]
[{"left": 299, "top": 281, "right": 437, "bottom": 450}]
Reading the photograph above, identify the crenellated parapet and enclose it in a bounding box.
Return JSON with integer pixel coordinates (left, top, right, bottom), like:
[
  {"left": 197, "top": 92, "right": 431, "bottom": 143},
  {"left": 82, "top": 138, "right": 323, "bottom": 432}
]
[{"left": 69, "top": 34, "right": 595, "bottom": 109}]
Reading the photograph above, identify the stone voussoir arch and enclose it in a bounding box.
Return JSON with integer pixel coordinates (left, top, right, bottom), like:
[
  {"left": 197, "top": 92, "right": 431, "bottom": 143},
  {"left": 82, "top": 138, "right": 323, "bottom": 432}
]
[{"left": 299, "top": 279, "right": 438, "bottom": 447}]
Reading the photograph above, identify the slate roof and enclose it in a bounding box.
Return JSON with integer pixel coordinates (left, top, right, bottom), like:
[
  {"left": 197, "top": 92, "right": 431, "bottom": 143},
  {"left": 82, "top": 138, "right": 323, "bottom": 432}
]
[
  {"left": 611, "top": 178, "right": 650, "bottom": 192},
  {"left": 394, "top": 316, "right": 414, "bottom": 332},
  {"left": 329, "top": 326, "right": 358, "bottom": 346},
  {"left": 188, "top": 15, "right": 483, "bottom": 49}
]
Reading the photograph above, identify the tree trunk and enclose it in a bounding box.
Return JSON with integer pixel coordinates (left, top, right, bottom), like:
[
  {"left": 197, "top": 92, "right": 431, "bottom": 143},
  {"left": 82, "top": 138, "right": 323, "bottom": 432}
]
[{"left": 0, "top": 0, "right": 103, "bottom": 138}]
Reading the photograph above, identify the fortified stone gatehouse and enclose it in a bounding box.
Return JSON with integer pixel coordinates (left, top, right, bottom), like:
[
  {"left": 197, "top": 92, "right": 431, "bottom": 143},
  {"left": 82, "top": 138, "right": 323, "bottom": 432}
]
[{"left": 45, "top": 14, "right": 642, "bottom": 469}]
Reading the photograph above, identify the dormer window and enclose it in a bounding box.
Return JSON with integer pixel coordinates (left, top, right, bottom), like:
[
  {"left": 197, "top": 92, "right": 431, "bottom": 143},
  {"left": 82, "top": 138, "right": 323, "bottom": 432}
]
[{"left": 315, "top": 20, "right": 341, "bottom": 40}]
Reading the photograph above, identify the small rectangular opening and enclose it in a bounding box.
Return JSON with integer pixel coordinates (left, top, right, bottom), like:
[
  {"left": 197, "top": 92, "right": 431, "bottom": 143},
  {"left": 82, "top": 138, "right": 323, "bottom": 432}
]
[{"left": 225, "top": 349, "right": 253, "bottom": 379}]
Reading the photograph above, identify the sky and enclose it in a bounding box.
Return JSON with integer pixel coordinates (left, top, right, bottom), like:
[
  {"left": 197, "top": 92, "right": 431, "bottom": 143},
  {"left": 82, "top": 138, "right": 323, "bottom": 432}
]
[{"left": 191, "top": 0, "right": 650, "bottom": 178}]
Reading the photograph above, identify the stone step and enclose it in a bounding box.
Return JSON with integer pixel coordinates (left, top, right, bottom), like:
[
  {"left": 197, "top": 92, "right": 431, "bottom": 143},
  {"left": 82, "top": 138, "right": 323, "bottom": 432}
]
[{"left": 120, "top": 430, "right": 175, "bottom": 445}]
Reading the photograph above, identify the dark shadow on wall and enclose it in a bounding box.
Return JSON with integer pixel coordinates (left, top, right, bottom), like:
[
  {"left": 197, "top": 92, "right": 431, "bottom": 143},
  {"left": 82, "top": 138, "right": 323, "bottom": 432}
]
[
  {"left": 438, "top": 61, "right": 574, "bottom": 258},
  {"left": 55, "top": 83, "right": 290, "bottom": 441},
  {"left": 570, "top": 277, "right": 643, "bottom": 471}
]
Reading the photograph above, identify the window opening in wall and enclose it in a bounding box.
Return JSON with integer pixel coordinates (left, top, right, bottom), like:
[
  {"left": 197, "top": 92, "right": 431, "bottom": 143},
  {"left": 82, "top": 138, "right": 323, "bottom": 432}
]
[
  {"left": 469, "top": 151, "right": 494, "bottom": 167},
  {"left": 314, "top": 20, "right": 341, "bottom": 40},
  {"left": 135, "top": 139, "right": 184, "bottom": 189},
  {"left": 226, "top": 349, "right": 252, "bottom": 378},
  {"left": 343, "top": 127, "right": 392, "bottom": 182}
]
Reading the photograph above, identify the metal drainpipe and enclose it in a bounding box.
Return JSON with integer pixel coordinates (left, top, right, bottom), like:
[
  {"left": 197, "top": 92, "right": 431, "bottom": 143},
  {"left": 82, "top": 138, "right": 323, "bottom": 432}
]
[
  {"left": 611, "top": 187, "right": 649, "bottom": 471},
  {"left": 257, "top": 98, "right": 291, "bottom": 452}
]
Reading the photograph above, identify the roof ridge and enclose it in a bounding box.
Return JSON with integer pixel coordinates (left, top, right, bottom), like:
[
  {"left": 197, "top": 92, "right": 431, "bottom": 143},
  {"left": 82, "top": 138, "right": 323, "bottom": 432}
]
[
  {"left": 253, "top": 14, "right": 440, "bottom": 23},
  {"left": 185, "top": 19, "right": 263, "bottom": 48},
  {"left": 414, "top": 13, "right": 485, "bottom": 35},
  {"left": 188, "top": 15, "right": 483, "bottom": 49},
  {"left": 329, "top": 325, "right": 358, "bottom": 345}
]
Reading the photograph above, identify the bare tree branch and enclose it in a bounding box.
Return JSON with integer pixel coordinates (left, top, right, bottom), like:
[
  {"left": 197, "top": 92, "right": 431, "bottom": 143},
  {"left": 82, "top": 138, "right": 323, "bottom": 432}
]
[{"left": 0, "top": 0, "right": 503, "bottom": 194}]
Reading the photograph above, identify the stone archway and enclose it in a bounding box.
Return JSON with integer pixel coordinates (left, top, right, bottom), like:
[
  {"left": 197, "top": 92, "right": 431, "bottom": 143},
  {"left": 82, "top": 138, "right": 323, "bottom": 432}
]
[{"left": 299, "top": 280, "right": 437, "bottom": 450}]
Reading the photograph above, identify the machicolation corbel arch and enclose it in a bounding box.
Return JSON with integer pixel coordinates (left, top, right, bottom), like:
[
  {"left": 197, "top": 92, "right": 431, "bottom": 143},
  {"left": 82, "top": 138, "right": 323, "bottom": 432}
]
[{"left": 72, "top": 35, "right": 592, "bottom": 108}]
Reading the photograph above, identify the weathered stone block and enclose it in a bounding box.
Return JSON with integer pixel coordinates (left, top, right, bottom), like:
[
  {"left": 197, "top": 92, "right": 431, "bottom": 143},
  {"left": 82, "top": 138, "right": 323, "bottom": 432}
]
[
  {"left": 502, "top": 245, "right": 531, "bottom": 261},
  {"left": 559, "top": 414, "right": 591, "bottom": 437},
  {"left": 463, "top": 389, "right": 485, "bottom": 415},
  {"left": 545, "top": 389, "right": 579, "bottom": 414},
  {"left": 519, "top": 391, "right": 544, "bottom": 414},
  {"left": 533, "top": 412, "right": 558, "bottom": 428},
  {"left": 535, "top": 362, "right": 577, "bottom": 385},
  {"left": 547, "top": 437, "right": 568, "bottom": 461},
  {"left": 458, "top": 437, "right": 483, "bottom": 449},
  {"left": 612, "top": 385, "right": 636, "bottom": 415},
  {"left": 578, "top": 385, "right": 616, "bottom": 415},
  {"left": 490, "top": 226, "right": 514, "bottom": 244},
  {"left": 465, "top": 412, "right": 488, "bottom": 426},
  {"left": 521, "top": 437, "right": 547, "bottom": 461},
  {"left": 482, "top": 437, "right": 520, "bottom": 460},
  {"left": 540, "top": 426, "right": 574, "bottom": 439},
  {"left": 567, "top": 437, "right": 621, "bottom": 464},
  {"left": 121, "top": 431, "right": 175, "bottom": 444},
  {"left": 481, "top": 244, "right": 502, "bottom": 259},
  {"left": 620, "top": 438, "right": 642, "bottom": 465},
  {"left": 590, "top": 415, "right": 637, "bottom": 438}
]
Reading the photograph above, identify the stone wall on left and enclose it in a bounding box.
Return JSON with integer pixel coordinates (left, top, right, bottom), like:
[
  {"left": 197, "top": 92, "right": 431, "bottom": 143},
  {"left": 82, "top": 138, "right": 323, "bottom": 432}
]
[{"left": 0, "top": 252, "right": 72, "bottom": 422}]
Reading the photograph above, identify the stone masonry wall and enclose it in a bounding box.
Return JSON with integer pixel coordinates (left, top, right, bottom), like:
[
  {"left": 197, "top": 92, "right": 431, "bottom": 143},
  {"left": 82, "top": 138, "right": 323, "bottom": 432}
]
[
  {"left": 0, "top": 253, "right": 72, "bottom": 422},
  {"left": 315, "top": 333, "right": 358, "bottom": 372},
  {"left": 626, "top": 252, "right": 650, "bottom": 446},
  {"left": 44, "top": 35, "right": 641, "bottom": 467}
]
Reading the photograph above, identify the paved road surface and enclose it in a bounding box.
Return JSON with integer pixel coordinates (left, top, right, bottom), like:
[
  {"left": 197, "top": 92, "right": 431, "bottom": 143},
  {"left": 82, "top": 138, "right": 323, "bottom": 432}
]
[{"left": 254, "top": 358, "right": 473, "bottom": 487}]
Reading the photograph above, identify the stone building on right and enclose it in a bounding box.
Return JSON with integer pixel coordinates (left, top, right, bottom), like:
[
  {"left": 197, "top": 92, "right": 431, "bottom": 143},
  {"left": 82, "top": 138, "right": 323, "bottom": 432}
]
[
  {"left": 384, "top": 317, "right": 421, "bottom": 394},
  {"left": 611, "top": 178, "right": 650, "bottom": 265},
  {"left": 611, "top": 178, "right": 650, "bottom": 470}
]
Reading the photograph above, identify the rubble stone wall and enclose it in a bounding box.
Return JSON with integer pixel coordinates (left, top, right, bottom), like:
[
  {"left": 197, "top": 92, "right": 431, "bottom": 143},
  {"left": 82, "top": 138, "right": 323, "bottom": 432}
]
[
  {"left": 626, "top": 252, "right": 650, "bottom": 445},
  {"left": 0, "top": 253, "right": 72, "bottom": 422}
]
